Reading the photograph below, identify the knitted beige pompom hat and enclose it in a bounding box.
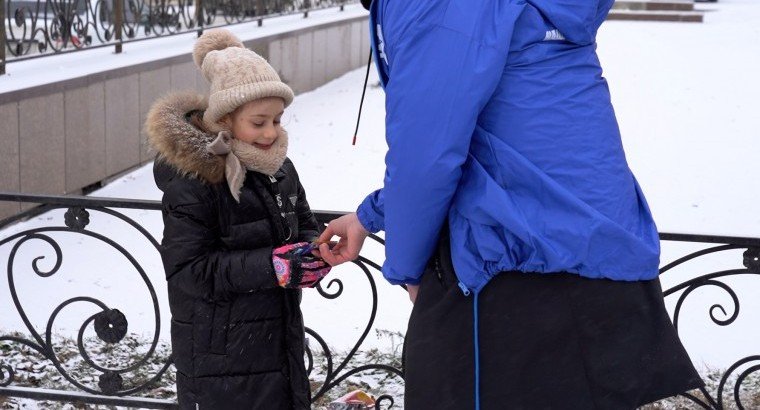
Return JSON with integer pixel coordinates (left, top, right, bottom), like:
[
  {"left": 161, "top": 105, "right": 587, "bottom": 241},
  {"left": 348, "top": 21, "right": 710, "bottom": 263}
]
[{"left": 193, "top": 29, "right": 294, "bottom": 128}]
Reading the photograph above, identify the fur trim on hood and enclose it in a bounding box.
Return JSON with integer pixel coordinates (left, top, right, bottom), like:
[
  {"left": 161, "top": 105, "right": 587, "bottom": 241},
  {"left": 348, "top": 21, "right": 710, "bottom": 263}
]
[{"left": 145, "top": 92, "right": 226, "bottom": 185}]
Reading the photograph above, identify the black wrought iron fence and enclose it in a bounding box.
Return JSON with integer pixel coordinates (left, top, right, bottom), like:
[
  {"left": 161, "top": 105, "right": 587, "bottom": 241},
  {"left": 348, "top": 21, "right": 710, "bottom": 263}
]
[
  {"left": 1, "top": 0, "right": 355, "bottom": 74},
  {"left": 0, "top": 192, "right": 401, "bottom": 408},
  {"left": 658, "top": 232, "right": 760, "bottom": 409},
  {"left": 0, "top": 191, "right": 758, "bottom": 409}
]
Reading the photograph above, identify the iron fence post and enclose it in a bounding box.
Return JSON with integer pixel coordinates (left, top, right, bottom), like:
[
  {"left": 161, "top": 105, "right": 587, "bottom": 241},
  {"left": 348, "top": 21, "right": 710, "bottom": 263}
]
[
  {"left": 195, "top": 0, "right": 203, "bottom": 36},
  {"left": 1, "top": 0, "right": 6, "bottom": 74},
  {"left": 303, "top": 0, "right": 309, "bottom": 18},
  {"left": 256, "top": 0, "right": 263, "bottom": 26},
  {"left": 114, "top": 0, "right": 123, "bottom": 53}
]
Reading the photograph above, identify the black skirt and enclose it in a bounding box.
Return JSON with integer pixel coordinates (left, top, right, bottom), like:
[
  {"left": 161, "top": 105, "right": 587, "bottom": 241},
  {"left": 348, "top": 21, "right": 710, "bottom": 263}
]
[{"left": 403, "top": 235, "right": 703, "bottom": 410}]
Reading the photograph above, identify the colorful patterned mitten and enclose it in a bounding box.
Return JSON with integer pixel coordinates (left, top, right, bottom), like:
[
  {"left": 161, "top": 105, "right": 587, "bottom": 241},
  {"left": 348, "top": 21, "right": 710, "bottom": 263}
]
[{"left": 273, "top": 242, "right": 331, "bottom": 288}]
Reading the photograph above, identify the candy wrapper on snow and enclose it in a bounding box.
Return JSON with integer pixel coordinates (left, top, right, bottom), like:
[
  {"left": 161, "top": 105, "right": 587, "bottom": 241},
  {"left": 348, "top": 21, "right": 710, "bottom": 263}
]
[{"left": 328, "top": 390, "right": 376, "bottom": 409}]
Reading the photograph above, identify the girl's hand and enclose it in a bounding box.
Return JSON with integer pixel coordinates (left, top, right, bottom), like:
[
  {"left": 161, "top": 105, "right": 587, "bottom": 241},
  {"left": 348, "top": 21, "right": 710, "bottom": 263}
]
[{"left": 273, "top": 242, "right": 331, "bottom": 288}]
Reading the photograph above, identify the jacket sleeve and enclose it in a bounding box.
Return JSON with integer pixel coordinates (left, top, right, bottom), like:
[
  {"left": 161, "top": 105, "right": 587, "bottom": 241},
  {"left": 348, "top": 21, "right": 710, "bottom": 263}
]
[
  {"left": 160, "top": 179, "right": 277, "bottom": 300},
  {"left": 356, "top": 174, "right": 387, "bottom": 234},
  {"left": 356, "top": 6, "right": 519, "bottom": 286}
]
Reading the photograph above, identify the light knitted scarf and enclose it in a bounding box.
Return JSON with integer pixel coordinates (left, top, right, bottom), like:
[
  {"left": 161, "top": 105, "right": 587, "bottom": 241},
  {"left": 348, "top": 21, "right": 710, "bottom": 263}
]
[{"left": 206, "top": 130, "right": 289, "bottom": 202}]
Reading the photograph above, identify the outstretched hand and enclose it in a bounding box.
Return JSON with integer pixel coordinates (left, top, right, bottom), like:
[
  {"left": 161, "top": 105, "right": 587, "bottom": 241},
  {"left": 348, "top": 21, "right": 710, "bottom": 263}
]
[{"left": 316, "top": 213, "right": 369, "bottom": 266}]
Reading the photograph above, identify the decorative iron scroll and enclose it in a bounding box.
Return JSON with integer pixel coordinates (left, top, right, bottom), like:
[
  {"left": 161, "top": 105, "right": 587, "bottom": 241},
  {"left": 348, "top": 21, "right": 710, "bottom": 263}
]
[
  {"left": 662, "top": 244, "right": 760, "bottom": 409},
  {"left": 0, "top": 206, "right": 172, "bottom": 399},
  {"left": 305, "top": 233, "right": 404, "bottom": 407}
]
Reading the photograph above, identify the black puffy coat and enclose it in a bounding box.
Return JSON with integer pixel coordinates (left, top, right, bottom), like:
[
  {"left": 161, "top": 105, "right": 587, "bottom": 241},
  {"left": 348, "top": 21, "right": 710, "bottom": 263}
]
[{"left": 146, "top": 92, "right": 318, "bottom": 409}]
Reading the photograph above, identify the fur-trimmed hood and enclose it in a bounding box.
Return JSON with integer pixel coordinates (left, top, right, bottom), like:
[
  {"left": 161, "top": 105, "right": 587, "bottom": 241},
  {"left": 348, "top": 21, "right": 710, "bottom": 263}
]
[
  {"left": 145, "top": 91, "right": 226, "bottom": 186},
  {"left": 146, "top": 91, "right": 290, "bottom": 201}
]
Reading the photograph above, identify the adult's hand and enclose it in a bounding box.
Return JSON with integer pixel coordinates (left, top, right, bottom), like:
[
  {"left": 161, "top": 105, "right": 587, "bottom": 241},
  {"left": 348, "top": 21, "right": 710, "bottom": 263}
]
[
  {"left": 407, "top": 284, "right": 419, "bottom": 304},
  {"left": 317, "top": 213, "right": 369, "bottom": 266}
]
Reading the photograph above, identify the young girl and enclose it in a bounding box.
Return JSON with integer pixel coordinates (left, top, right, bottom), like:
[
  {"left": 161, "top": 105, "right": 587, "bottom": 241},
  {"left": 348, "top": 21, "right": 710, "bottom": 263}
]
[{"left": 146, "top": 29, "right": 330, "bottom": 410}]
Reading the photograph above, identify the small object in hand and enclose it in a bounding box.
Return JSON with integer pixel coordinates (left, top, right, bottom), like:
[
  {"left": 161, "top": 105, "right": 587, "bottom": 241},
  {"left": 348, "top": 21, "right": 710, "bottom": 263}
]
[
  {"left": 328, "top": 390, "right": 376, "bottom": 409},
  {"left": 311, "top": 239, "right": 339, "bottom": 250},
  {"left": 273, "top": 242, "right": 331, "bottom": 288}
]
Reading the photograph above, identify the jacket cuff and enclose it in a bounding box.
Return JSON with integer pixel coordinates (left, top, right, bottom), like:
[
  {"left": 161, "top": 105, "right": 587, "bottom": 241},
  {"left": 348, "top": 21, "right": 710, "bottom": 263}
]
[
  {"left": 356, "top": 195, "right": 384, "bottom": 233},
  {"left": 381, "top": 264, "right": 422, "bottom": 286}
]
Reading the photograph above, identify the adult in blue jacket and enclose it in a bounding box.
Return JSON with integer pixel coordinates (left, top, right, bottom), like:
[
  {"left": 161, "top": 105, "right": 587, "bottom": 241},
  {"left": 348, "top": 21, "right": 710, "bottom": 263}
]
[{"left": 319, "top": 0, "right": 703, "bottom": 408}]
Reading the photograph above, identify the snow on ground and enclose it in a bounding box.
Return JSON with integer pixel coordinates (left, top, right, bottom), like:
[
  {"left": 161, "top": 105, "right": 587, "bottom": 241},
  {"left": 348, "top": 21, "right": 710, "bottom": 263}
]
[
  {"left": 596, "top": 0, "right": 760, "bottom": 372},
  {"left": 599, "top": 0, "right": 760, "bottom": 239},
  {"left": 1, "top": 0, "right": 759, "bottom": 380}
]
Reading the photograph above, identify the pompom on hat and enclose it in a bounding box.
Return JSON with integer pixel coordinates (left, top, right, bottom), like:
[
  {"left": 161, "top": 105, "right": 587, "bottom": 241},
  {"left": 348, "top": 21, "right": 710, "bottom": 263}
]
[{"left": 193, "top": 29, "right": 294, "bottom": 128}]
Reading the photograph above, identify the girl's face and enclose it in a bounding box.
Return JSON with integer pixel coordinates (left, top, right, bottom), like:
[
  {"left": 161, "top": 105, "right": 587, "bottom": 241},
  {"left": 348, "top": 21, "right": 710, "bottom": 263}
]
[{"left": 223, "top": 97, "right": 285, "bottom": 150}]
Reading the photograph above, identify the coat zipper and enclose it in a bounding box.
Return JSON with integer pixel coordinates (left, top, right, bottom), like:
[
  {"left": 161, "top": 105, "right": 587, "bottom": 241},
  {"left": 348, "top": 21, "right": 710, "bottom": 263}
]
[{"left": 454, "top": 280, "right": 480, "bottom": 410}]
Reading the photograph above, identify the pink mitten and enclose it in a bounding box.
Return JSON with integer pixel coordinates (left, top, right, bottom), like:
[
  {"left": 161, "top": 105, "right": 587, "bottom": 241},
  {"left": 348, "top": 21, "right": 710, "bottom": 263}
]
[{"left": 273, "top": 242, "right": 331, "bottom": 288}]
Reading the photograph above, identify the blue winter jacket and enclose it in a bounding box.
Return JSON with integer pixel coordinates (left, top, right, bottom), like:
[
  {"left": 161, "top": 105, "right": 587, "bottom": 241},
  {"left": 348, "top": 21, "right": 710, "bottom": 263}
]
[{"left": 356, "top": 0, "right": 661, "bottom": 294}]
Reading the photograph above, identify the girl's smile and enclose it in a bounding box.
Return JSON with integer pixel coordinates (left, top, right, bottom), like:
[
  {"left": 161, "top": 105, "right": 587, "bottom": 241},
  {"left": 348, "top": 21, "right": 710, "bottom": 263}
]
[{"left": 253, "top": 141, "right": 274, "bottom": 150}]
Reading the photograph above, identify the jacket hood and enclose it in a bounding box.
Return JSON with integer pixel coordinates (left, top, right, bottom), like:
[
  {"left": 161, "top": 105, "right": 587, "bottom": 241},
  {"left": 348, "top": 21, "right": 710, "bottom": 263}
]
[
  {"left": 145, "top": 92, "right": 226, "bottom": 191},
  {"left": 526, "top": 0, "right": 614, "bottom": 45}
]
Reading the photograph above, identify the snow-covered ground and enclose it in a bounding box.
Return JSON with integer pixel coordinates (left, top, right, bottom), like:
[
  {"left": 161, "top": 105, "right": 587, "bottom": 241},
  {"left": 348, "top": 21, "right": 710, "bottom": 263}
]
[
  {"left": 1, "top": 0, "right": 759, "bottom": 390},
  {"left": 598, "top": 0, "right": 760, "bottom": 372}
]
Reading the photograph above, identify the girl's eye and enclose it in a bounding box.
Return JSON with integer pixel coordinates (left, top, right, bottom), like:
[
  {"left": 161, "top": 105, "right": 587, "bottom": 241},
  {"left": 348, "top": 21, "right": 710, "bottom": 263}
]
[{"left": 253, "top": 122, "right": 264, "bottom": 127}]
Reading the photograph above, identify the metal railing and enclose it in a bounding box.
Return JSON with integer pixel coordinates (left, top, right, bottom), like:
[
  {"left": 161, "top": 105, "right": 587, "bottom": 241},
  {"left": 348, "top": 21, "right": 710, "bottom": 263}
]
[
  {"left": 0, "top": 192, "right": 400, "bottom": 408},
  {"left": 0, "top": 191, "right": 759, "bottom": 408},
  {"left": 1, "top": 0, "right": 354, "bottom": 74}
]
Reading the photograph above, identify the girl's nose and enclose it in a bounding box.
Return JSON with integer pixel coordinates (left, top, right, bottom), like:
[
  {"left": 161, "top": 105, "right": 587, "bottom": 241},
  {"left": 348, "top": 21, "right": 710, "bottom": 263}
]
[{"left": 263, "top": 125, "right": 278, "bottom": 141}]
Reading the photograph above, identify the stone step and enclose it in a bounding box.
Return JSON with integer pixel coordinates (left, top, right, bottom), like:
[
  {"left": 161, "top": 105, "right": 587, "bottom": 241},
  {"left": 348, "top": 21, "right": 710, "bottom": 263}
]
[
  {"left": 613, "top": 0, "right": 695, "bottom": 11},
  {"left": 607, "top": 9, "right": 704, "bottom": 22}
]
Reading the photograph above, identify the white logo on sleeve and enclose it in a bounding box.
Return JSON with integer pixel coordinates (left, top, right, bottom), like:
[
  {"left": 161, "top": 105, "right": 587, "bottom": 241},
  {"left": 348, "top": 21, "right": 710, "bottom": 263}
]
[
  {"left": 544, "top": 29, "right": 566, "bottom": 41},
  {"left": 376, "top": 24, "right": 389, "bottom": 66}
]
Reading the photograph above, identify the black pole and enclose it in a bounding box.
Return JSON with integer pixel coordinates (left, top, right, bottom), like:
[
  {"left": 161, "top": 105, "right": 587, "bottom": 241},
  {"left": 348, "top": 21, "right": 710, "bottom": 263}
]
[
  {"left": 114, "top": 0, "right": 124, "bottom": 53},
  {"left": 1, "top": 0, "right": 6, "bottom": 74}
]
